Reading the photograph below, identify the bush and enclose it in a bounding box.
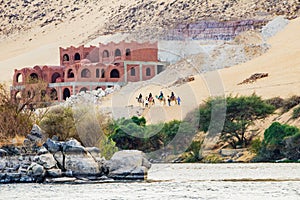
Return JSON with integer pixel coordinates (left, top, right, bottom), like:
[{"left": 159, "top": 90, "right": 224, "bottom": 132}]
[
  {"left": 202, "top": 154, "right": 222, "bottom": 163},
  {"left": 184, "top": 140, "right": 203, "bottom": 162},
  {"left": 292, "top": 106, "right": 300, "bottom": 119},
  {"left": 250, "top": 138, "right": 262, "bottom": 154},
  {"left": 282, "top": 95, "right": 300, "bottom": 113},
  {"left": 39, "top": 106, "right": 78, "bottom": 141},
  {"left": 256, "top": 122, "right": 300, "bottom": 161},
  {"left": 283, "top": 132, "right": 300, "bottom": 160},
  {"left": 109, "top": 117, "right": 197, "bottom": 154},
  {"left": 265, "top": 97, "right": 285, "bottom": 109},
  {"left": 0, "top": 84, "right": 35, "bottom": 143}
]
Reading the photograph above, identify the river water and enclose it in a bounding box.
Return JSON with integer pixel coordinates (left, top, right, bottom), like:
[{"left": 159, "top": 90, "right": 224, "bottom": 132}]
[{"left": 1, "top": 163, "right": 300, "bottom": 200}]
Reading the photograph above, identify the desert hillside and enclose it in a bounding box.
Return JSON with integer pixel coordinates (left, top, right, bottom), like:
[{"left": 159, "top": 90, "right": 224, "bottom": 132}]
[
  {"left": 1, "top": 0, "right": 300, "bottom": 125},
  {"left": 1, "top": 0, "right": 300, "bottom": 84}
]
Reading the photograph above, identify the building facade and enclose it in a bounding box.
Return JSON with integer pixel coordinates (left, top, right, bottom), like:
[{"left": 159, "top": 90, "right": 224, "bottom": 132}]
[{"left": 11, "top": 41, "right": 165, "bottom": 102}]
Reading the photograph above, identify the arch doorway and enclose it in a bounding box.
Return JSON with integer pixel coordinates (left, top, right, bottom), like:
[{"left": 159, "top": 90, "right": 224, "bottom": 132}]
[
  {"left": 110, "top": 69, "right": 120, "bottom": 78},
  {"left": 63, "top": 88, "right": 71, "bottom": 100},
  {"left": 51, "top": 72, "right": 61, "bottom": 83}
]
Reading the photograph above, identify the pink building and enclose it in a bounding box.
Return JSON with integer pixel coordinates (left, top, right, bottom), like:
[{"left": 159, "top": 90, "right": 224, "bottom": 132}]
[{"left": 11, "top": 41, "right": 165, "bottom": 102}]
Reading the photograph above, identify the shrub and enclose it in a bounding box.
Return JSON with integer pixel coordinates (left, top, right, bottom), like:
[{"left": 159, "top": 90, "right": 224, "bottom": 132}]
[
  {"left": 292, "top": 106, "right": 300, "bottom": 119},
  {"left": 265, "top": 97, "right": 285, "bottom": 109},
  {"left": 250, "top": 138, "right": 262, "bottom": 154},
  {"left": 282, "top": 95, "right": 300, "bottom": 113},
  {"left": 184, "top": 140, "right": 203, "bottom": 162},
  {"left": 0, "top": 84, "right": 36, "bottom": 143},
  {"left": 202, "top": 154, "right": 222, "bottom": 163},
  {"left": 39, "top": 106, "right": 78, "bottom": 141},
  {"left": 256, "top": 122, "right": 300, "bottom": 161}
]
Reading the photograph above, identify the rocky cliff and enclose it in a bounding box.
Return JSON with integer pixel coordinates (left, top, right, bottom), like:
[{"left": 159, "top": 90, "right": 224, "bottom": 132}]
[{"left": 1, "top": 0, "right": 299, "bottom": 40}]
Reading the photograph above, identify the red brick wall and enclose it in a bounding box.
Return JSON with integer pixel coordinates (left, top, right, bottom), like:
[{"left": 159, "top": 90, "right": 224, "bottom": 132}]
[{"left": 99, "top": 41, "right": 158, "bottom": 63}]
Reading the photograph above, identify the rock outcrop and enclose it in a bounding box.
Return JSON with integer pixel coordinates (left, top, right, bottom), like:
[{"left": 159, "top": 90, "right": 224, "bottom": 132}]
[
  {"left": 107, "top": 150, "right": 151, "bottom": 180},
  {"left": 0, "top": 126, "right": 151, "bottom": 184}
]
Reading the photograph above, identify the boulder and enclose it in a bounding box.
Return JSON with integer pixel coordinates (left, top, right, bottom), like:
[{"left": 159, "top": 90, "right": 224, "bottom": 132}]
[
  {"left": 64, "top": 149, "right": 100, "bottom": 176},
  {"left": 220, "top": 149, "right": 238, "bottom": 157},
  {"left": 47, "top": 168, "right": 62, "bottom": 178},
  {"left": 30, "top": 124, "right": 43, "bottom": 138},
  {"left": 107, "top": 150, "right": 151, "bottom": 180},
  {"left": 26, "top": 124, "right": 44, "bottom": 145},
  {"left": 35, "top": 153, "right": 57, "bottom": 169},
  {"left": 86, "top": 147, "right": 102, "bottom": 160},
  {"left": 45, "top": 177, "right": 76, "bottom": 183},
  {"left": 0, "top": 158, "right": 6, "bottom": 170},
  {"left": 43, "top": 138, "right": 61, "bottom": 153},
  {"left": 27, "top": 163, "right": 45, "bottom": 182},
  {"left": 37, "top": 146, "right": 49, "bottom": 155},
  {"left": 1, "top": 146, "right": 20, "bottom": 156},
  {"left": 53, "top": 151, "right": 64, "bottom": 169},
  {"left": 0, "top": 149, "right": 7, "bottom": 157}
]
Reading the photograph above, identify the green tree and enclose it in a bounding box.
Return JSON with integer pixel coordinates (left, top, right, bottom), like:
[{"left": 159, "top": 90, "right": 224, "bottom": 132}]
[
  {"left": 256, "top": 122, "right": 300, "bottom": 161},
  {"left": 199, "top": 94, "right": 275, "bottom": 148}
]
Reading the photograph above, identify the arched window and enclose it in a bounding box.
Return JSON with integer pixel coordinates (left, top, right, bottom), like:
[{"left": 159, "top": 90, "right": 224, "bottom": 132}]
[
  {"left": 79, "top": 87, "right": 88, "bottom": 93},
  {"left": 115, "top": 49, "right": 121, "bottom": 57},
  {"left": 63, "top": 54, "right": 70, "bottom": 61},
  {"left": 146, "top": 68, "right": 151, "bottom": 76},
  {"left": 67, "top": 69, "right": 74, "bottom": 78},
  {"left": 103, "top": 50, "right": 109, "bottom": 58},
  {"left": 101, "top": 69, "right": 105, "bottom": 78},
  {"left": 16, "top": 73, "right": 23, "bottom": 83},
  {"left": 51, "top": 72, "right": 61, "bottom": 83},
  {"left": 110, "top": 69, "right": 120, "bottom": 78},
  {"left": 74, "top": 53, "right": 81, "bottom": 61},
  {"left": 41, "top": 90, "right": 46, "bottom": 100},
  {"left": 126, "top": 49, "right": 131, "bottom": 56},
  {"left": 130, "top": 68, "right": 136, "bottom": 76},
  {"left": 63, "top": 88, "right": 71, "bottom": 100},
  {"left": 29, "top": 73, "right": 38, "bottom": 83},
  {"left": 27, "top": 91, "right": 31, "bottom": 98},
  {"left": 81, "top": 68, "right": 91, "bottom": 78},
  {"left": 50, "top": 89, "right": 58, "bottom": 100},
  {"left": 96, "top": 69, "right": 100, "bottom": 78}
]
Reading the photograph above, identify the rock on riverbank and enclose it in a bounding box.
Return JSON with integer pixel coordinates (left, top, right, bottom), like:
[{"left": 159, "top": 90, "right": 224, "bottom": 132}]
[{"left": 0, "top": 125, "right": 151, "bottom": 184}]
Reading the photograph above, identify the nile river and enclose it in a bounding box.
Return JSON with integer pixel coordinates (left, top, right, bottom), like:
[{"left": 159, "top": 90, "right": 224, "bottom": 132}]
[{"left": 1, "top": 163, "right": 300, "bottom": 200}]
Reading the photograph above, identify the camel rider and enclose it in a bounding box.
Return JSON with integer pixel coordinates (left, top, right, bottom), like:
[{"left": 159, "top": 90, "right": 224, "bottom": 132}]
[
  {"left": 159, "top": 91, "right": 163, "bottom": 100},
  {"left": 139, "top": 93, "right": 142, "bottom": 100},
  {"left": 170, "top": 92, "right": 175, "bottom": 99}
]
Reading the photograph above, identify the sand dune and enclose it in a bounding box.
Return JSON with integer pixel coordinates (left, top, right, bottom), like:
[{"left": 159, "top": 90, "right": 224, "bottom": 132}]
[{"left": 118, "top": 17, "right": 300, "bottom": 123}]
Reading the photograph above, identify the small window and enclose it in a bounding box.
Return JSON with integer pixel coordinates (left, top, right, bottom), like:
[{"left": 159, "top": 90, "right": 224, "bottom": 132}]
[
  {"left": 63, "top": 54, "right": 70, "bottom": 61},
  {"left": 74, "top": 53, "right": 81, "bottom": 60},
  {"left": 146, "top": 68, "right": 151, "bottom": 76},
  {"left": 130, "top": 68, "right": 136, "bottom": 76},
  {"left": 103, "top": 50, "right": 109, "bottom": 58},
  {"left": 67, "top": 69, "right": 74, "bottom": 78},
  {"left": 115, "top": 49, "right": 121, "bottom": 57},
  {"left": 126, "top": 49, "right": 131, "bottom": 56},
  {"left": 16, "top": 73, "right": 23, "bottom": 83},
  {"left": 101, "top": 69, "right": 105, "bottom": 78},
  {"left": 96, "top": 69, "right": 100, "bottom": 78},
  {"left": 81, "top": 68, "right": 91, "bottom": 78}
]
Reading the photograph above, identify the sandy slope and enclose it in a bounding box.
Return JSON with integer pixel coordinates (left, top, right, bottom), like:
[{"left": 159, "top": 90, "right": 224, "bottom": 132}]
[{"left": 120, "top": 17, "right": 300, "bottom": 123}]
